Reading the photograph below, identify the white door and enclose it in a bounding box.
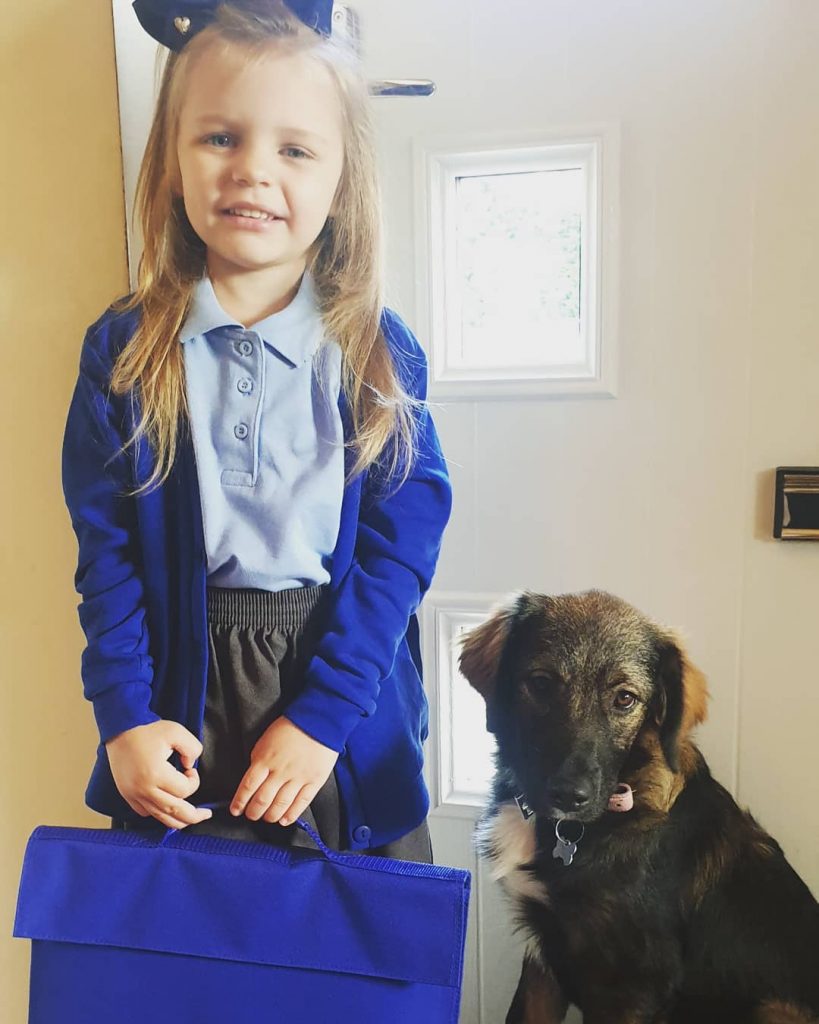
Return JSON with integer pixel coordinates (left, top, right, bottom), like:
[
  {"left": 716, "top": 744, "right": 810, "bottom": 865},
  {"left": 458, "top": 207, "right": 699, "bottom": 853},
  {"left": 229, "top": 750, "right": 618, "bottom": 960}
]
[{"left": 358, "top": 1, "right": 819, "bottom": 1021}]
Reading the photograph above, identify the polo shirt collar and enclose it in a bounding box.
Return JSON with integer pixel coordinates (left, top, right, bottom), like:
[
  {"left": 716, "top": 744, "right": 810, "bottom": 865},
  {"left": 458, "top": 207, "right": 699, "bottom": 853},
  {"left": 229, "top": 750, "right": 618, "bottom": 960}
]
[{"left": 179, "top": 268, "right": 323, "bottom": 366}]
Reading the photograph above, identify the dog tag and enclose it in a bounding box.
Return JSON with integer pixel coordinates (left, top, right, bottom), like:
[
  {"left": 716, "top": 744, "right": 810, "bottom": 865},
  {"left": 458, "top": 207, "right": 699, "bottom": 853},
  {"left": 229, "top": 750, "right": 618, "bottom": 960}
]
[
  {"left": 552, "top": 837, "right": 578, "bottom": 866},
  {"left": 552, "top": 819, "right": 585, "bottom": 867}
]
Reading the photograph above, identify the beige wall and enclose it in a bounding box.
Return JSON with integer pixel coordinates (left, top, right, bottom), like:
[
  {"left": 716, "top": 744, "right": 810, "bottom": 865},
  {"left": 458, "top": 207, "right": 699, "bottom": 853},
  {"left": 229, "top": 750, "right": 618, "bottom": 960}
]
[{"left": 1, "top": 3, "right": 128, "bottom": 1019}]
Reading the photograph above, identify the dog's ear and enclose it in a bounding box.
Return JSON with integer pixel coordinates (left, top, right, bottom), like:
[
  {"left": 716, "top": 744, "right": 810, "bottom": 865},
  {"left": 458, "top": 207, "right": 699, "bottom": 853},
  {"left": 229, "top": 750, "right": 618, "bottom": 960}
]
[
  {"left": 652, "top": 631, "right": 709, "bottom": 771},
  {"left": 457, "top": 592, "right": 533, "bottom": 733}
]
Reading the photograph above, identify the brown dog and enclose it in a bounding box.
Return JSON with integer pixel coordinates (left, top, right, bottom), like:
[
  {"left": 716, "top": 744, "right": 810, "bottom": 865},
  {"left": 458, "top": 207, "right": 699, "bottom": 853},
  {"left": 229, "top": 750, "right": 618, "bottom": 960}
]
[{"left": 458, "top": 590, "right": 819, "bottom": 1024}]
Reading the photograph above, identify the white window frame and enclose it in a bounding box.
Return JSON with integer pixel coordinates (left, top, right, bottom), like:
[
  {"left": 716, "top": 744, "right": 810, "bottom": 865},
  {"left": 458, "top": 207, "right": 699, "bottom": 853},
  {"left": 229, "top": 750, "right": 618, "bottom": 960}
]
[
  {"left": 413, "top": 125, "right": 620, "bottom": 400},
  {"left": 422, "top": 591, "right": 506, "bottom": 819}
]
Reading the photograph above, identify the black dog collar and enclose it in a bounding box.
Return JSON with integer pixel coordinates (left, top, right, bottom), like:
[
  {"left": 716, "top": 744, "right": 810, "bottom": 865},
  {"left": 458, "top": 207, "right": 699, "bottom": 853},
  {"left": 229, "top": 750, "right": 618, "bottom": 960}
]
[{"left": 513, "top": 792, "right": 534, "bottom": 819}]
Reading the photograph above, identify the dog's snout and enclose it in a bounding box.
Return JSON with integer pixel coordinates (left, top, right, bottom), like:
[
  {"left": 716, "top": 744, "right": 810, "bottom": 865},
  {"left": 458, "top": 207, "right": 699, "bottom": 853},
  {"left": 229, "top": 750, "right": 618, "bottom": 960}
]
[{"left": 549, "top": 781, "right": 592, "bottom": 812}]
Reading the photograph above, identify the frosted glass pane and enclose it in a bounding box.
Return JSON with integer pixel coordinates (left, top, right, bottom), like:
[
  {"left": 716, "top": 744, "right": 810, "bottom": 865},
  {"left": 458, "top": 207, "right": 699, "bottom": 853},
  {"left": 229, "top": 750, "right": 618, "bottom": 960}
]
[
  {"left": 454, "top": 168, "right": 583, "bottom": 368},
  {"left": 451, "top": 624, "right": 496, "bottom": 796}
]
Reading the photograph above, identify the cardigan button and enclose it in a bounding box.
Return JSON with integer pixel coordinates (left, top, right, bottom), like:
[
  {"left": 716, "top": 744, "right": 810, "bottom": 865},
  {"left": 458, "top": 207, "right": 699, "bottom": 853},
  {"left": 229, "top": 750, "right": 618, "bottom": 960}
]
[{"left": 352, "top": 825, "right": 372, "bottom": 844}]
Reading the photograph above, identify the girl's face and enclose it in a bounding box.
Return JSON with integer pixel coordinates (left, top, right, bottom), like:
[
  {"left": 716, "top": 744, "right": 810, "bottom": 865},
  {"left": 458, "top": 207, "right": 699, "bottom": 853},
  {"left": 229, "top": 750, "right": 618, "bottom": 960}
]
[{"left": 175, "top": 42, "right": 345, "bottom": 280}]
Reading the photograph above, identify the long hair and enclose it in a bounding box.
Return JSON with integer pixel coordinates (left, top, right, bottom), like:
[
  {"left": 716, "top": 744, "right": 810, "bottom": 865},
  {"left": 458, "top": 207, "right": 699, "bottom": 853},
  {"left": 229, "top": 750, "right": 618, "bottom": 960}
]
[{"left": 109, "top": 0, "right": 418, "bottom": 496}]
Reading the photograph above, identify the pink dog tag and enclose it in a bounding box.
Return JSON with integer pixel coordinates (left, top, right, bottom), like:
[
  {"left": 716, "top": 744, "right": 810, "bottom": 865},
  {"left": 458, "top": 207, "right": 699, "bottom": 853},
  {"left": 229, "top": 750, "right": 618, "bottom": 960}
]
[{"left": 607, "top": 783, "right": 634, "bottom": 812}]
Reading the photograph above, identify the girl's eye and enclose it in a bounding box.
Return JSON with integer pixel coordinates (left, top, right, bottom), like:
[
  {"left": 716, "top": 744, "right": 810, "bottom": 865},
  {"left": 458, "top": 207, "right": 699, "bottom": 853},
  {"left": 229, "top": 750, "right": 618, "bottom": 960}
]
[
  {"left": 283, "top": 146, "right": 310, "bottom": 159},
  {"left": 613, "top": 690, "right": 638, "bottom": 711},
  {"left": 205, "top": 133, "right": 233, "bottom": 148}
]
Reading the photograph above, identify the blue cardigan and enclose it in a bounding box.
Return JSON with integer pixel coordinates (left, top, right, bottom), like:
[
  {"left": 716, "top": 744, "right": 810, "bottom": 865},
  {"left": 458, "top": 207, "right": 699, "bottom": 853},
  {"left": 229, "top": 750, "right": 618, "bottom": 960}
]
[{"left": 61, "top": 298, "right": 452, "bottom": 850}]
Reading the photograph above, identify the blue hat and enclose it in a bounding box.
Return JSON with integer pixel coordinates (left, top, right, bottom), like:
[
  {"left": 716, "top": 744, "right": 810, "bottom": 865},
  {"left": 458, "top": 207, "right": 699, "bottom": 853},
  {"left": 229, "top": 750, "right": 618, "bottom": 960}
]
[{"left": 132, "top": 0, "right": 334, "bottom": 52}]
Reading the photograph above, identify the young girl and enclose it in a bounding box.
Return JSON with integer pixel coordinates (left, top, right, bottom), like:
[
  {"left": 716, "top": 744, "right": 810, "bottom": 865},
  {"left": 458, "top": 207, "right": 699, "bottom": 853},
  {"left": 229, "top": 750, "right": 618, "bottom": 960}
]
[{"left": 61, "top": 0, "right": 451, "bottom": 862}]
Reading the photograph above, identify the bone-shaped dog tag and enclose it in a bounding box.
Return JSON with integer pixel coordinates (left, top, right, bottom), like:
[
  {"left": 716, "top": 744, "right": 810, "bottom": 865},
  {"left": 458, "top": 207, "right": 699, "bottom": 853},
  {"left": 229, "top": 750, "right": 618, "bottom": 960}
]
[
  {"left": 552, "top": 837, "right": 577, "bottom": 866},
  {"left": 552, "top": 819, "right": 584, "bottom": 867}
]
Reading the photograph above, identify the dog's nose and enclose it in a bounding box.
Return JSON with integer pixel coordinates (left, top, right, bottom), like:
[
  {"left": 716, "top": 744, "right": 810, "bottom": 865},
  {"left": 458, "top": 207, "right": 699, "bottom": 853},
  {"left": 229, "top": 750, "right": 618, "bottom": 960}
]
[{"left": 550, "top": 783, "right": 591, "bottom": 812}]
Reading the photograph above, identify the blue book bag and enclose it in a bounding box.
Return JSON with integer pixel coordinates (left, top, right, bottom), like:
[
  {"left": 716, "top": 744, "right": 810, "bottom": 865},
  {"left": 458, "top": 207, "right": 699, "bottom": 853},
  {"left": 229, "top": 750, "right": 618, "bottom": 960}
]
[{"left": 13, "top": 813, "right": 471, "bottom": 1023}]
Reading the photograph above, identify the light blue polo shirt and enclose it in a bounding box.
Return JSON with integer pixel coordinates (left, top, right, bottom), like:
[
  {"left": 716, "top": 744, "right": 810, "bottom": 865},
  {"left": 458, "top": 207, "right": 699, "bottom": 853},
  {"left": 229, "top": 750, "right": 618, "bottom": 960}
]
[{"left": 179, "top": 268, "right": 345, "bottom": 591}]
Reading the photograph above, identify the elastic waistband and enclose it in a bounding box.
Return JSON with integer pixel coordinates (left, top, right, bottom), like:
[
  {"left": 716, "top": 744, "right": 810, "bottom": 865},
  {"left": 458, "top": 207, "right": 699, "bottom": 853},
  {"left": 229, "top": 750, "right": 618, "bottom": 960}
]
[{"left": 206, "top": 585, "right": 329, "bottom": 630}]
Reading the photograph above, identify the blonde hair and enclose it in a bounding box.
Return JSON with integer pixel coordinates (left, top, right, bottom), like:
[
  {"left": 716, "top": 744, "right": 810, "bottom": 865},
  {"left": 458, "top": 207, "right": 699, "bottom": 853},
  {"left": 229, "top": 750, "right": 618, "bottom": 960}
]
[{"left": 109, "top": 0, "right": 418, "bottom": 496}]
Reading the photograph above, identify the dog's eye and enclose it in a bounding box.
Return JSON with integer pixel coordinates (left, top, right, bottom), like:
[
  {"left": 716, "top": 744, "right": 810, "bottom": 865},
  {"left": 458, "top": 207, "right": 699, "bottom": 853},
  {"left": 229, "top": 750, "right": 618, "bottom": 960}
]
[
  {"left": 525, "top": 672, "right": 556, "bottom": 690},
  {"left": 613, "top": 690, "right": 638, "bottom": 711},
  {"left": 523, "top": 673, "right": 555, "bottom": 704}
]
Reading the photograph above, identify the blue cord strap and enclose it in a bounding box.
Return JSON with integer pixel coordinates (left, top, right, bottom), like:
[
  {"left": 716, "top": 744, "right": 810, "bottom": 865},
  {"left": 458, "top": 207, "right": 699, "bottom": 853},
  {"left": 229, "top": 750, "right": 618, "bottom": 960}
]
[{"left": 155, "top": 800, "right": 336, "bottom": 859}]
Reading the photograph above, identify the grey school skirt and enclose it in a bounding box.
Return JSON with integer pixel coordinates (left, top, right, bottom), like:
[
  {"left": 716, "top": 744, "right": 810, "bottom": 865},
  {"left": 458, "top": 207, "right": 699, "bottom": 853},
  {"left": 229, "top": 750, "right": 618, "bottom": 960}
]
[{"left": 111, "top": 584, "right": 433, "bottom": 864}]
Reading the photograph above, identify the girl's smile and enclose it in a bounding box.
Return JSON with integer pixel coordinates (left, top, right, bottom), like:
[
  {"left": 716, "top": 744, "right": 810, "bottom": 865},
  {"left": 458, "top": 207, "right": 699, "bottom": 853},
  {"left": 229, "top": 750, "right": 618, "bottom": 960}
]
[{"left": 221, "top": 207, "right": 286, "bottom": 229}]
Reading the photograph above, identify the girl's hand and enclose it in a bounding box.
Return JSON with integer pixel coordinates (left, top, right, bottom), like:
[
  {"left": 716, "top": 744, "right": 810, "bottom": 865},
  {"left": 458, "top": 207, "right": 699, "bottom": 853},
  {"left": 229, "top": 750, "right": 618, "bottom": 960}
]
[
  {"left": 230, "top": 717, "right": 339, "bottom": 826},
  {"left": 105, "top": 720, "right": 214, "bottom": 830}
]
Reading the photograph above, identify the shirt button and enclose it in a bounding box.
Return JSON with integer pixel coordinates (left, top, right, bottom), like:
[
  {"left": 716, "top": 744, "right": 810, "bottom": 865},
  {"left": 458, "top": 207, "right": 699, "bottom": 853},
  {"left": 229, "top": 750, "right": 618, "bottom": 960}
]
[
  {"left": 237, "top": 377, "right": 253, "bottom": 395},
  {"left": 236, "top": 339, "right": 253, "bottom": 356},
  {"left": 352, "top": 825, "right": 372, "bottom": 844},
  {"left": 234, "top": 423, "right": 249, "bottom": 440}
]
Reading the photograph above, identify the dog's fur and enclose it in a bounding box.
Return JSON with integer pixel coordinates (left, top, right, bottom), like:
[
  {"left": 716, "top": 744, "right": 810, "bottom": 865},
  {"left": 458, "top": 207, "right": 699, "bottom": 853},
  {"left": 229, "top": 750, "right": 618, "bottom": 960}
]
[{"left": 458, "top": 590, "right": 819, "bottom": 1024}]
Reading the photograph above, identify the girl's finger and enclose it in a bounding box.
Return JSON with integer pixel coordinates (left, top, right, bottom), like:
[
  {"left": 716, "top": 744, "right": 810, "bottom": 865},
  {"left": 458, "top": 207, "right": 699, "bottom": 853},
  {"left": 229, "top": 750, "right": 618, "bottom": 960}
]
[
  {"left": 279, "top": 784, "right": 318, "bottom": 827},
  {"left": 130, "top": 798, "right": 152, "bottom": 818},
  {"left": 147, "top": 788, "right": 213, "bottom": 828},
  {"left": 243, "top": 772, "right": 287, "bottom": 821},
  {"left": 142, "top": 801, "right": 194, "bottom": 830},
  {"left": 261, "top": 779, "right": 303, "bottom": 824},
  {"left": 230, "top": 763, "right": 271, "bottom": 816},
  {"left": 158, "top": 761, "right": 200, "bottom": 798}
]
